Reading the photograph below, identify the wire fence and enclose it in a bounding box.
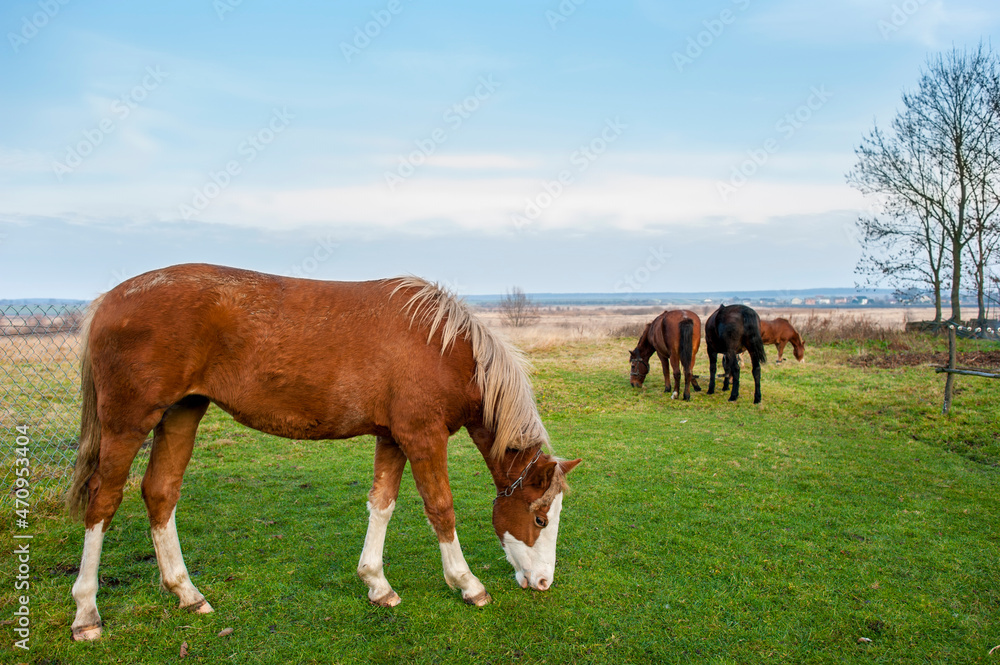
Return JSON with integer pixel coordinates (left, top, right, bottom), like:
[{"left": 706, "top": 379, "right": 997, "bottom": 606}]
[{"left": 1, "top": 303, "right": 149, "bottom": 502}]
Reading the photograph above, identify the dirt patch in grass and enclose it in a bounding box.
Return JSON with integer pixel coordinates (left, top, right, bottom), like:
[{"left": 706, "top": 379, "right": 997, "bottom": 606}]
[{"left": 847, "top": 349, "right": 1000, "bottom": 369}]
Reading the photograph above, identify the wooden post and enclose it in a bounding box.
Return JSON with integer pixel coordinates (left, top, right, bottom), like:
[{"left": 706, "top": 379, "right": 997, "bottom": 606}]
[{"left": 942, "top": 325, "right": 957, "bottom": 414}]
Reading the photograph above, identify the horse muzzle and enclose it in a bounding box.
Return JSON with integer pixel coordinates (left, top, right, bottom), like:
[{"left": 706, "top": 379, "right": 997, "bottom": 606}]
[{"left": 500, "top": 493, "right": 563, "bottom": 592}]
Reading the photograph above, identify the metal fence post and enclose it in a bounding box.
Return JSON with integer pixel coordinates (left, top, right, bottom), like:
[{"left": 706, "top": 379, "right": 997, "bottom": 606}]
[{"left": 942, "top": 325, "right": 957, "bottom": 415}]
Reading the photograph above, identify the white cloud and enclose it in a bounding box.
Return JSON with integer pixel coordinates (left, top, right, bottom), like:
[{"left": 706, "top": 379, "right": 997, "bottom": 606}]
[
  {"left": 422, "top": 153, "right": 540, "bottom": 170},
  {"left": 177, "top": 173, "right": 866, "bottom": 232},
  {"left": 0, "top": 164, "right": 866, "bottom": 234},
  {"left": 746, "top": 0, "right": 997, "bottom": 46},
  {"left": 0, "top": 147, "right": 52, "bottom": 174}
]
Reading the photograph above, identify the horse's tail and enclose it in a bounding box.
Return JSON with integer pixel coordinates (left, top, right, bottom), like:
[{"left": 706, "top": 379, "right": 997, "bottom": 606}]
[
  {"left": 66, "top": 295, "right": 105, "bottom": 521},
  {"left": 743, "top": 307, "right": 767, "bottom": 365},
  {"left": 679, "top": 318, "right": 694, "bottom": 369}
]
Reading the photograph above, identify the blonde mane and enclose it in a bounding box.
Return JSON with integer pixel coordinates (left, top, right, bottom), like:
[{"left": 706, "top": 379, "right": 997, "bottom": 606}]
[{"left": 389, "top": 277, "right": 549, "bottom": 459}]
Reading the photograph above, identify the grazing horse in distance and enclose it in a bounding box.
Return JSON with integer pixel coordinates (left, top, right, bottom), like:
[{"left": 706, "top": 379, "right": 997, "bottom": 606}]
[
  {"left": 66, "top": 264, "right": 581, "bottom": 642},
  {"left": 705, "top": 304, "right": 767, "bottom": 404},
  {"left": 629, "top": 309, "right": 702, "bottom": 400},
  {"left": 760, "top": 318, "right": 805, "bottom": 362}
]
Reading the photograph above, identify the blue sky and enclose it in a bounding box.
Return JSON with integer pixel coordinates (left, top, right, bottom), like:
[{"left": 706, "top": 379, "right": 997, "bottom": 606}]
[{"left": 1, "top": 0, "right": 998, "bottom": 298}]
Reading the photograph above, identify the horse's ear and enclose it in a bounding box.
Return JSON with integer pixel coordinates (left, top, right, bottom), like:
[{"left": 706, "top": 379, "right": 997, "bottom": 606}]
[
  {"left": 528, "top": 459, "right": 558, "bottom": 488},
  {"left": 559, "top": 458, "right": 582, "bottom": 475}
]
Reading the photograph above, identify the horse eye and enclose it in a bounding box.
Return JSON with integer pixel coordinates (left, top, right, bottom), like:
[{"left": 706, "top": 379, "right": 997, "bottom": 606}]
[{"left": 534, "top": 515, "right": 547, "bottom": 528}]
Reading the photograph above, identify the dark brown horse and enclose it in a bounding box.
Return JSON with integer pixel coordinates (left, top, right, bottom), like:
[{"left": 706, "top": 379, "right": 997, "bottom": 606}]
[
  {"left": 705, "top": 304, "right": 766, "bottom": 404},
  {"left": 67, "top": 264, "right": 580, "bottom": 641},
  {"left": 629, "top": 309, "right": 702, "bottom": 400},
  {"left": 760, "top": 317, "right": 805, "bottom": 362}
]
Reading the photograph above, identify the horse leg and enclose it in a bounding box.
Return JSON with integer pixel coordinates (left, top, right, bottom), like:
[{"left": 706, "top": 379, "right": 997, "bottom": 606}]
[
  {"left": 682, "top": 361, "right": 693, "bottom": 401},
  {"left": 403, "top": 429, "right": 490, "bottom": 606},
  {"left": 726, "top": 351, "right": 741, "bottom": 401},
  {"left": 776, "top": 341, "right": 786, "bottom": 363},
  {"left": 671, "top": 356, "right": 682, "bottom": 400},
  {"left": 752, "top": 358, "right": 762, "bottom": 404},
  {"left": 358, "top": 436, "right": 407, "bottom": 607},
  {"left": 658, "top": 351, "right": 673, "bottom": 396},
  {"left": 707, "top": 351, "right": 717, "bottom": 395},
  {"left": 141, "top": 396, "right": 212, "bottom": 614},
  {"left": 71, "top": 428, "right": 148, "bottom": 641}
]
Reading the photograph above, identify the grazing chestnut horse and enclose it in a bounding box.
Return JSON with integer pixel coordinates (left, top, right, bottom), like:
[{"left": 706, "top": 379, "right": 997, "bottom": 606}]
[
  {"left": 705, "top": 304, "right": 766, "bottom": 404},
  {"left": 629, "top": 309, "right": 702, "bottom": 400},
  {"left": 760, "top": 317, "right": 805, "bottom": 362},
  {"left": 67, "top": 264, "right": 580, "bottom": 641}
]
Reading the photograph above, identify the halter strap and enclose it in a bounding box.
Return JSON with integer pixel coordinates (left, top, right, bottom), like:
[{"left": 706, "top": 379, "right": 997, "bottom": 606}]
[
  {"left": 630, "top": 356, "right": 649, "bottom": 376},
  {"left": 494, "top": 448, "right": 542, "bottom": 504}
]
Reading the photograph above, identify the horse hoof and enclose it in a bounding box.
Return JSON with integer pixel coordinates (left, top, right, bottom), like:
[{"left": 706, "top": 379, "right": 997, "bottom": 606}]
[
  {"left": 184, "top": 599, "right": 214, "bottom": 614},
  {"left": 72, "top": 624, "right": 103, "bottom": 641},
  {"left": 370, "top": 591, "right": 401, "bottom": 608},
  {"left": 464, "top": 590, "right": 492, "bottom": 607},
  {"left": 671, "top": 392, "right": 678, "bottom": 399}
]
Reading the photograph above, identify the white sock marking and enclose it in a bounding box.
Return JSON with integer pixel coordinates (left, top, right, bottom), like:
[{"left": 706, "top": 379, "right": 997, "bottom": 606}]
[
  {"left": 358, "top": 501, "right": 396, "bottom": 601},
  {"left": 72, "top": 521, "right": 105, "bottom": 632},
  {"left": 439, "top": 530, "right": 487, "bottom": 600},
  {"left": 151, "top": 508, "right": 209, "bottom": 610}
]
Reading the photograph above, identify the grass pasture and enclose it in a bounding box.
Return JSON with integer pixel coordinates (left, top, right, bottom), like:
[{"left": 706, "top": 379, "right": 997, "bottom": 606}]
[{"left": 3, "top": 334, "right": 999, "bottom": 663}]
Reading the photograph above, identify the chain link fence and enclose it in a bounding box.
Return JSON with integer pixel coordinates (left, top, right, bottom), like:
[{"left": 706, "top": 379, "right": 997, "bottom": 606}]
[{"left": 1, "top": 303, "right": 149, "bottom": 502}]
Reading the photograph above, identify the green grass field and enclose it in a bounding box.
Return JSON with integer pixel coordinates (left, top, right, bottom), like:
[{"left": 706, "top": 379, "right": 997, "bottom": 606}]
[{"left": 3, "top": 336, "right": 999, "bottom": 664}]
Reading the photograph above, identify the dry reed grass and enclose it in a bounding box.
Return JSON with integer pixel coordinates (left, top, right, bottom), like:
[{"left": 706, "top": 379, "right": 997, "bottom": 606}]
[{"left": 474, "top": 306, "right": 936, "bottom": 351}]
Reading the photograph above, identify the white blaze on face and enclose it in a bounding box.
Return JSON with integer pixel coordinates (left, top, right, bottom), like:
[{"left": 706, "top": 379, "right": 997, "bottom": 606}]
[{"left": 501, "top": 492, "right": 563, "bottom": 591}]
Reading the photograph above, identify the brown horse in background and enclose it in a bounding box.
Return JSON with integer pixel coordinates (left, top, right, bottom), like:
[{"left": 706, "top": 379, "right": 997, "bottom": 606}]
[
  {"left": 629, "top": 309, "right": 702, "bottom": 400},
  {"left": 760, "top": 318, "right": 805, "bottom": 362},
  {"left": 66, "top": 264, "right": 580, "bottom": 641}
]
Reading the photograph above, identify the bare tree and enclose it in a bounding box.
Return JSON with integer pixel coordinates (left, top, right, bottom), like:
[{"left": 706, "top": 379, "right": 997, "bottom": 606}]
[
  {"left": 965, "top": 64, "right": 1000, "bottom": 325},
  {"left": 989, "top": 271, "right": 1000, "bottom": 322},
  {"left": 849, "top": 44, "right": 1000, "bottom": 323},
  {"left": 849, "top": 101, "right": 952, "bottom": 321},
  {"left": 854, "top": 206, "right": 949, "bottom": 321},
  {"left": 498, "top": 286, "right": 539, "bottom": 327}
]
